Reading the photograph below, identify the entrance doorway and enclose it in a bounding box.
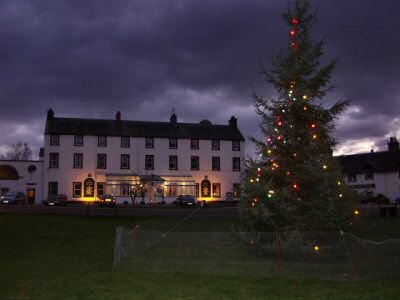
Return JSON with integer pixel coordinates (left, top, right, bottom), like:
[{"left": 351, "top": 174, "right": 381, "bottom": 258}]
[{"left": 27, "top": 188, "right": 35, "bottom": 204}]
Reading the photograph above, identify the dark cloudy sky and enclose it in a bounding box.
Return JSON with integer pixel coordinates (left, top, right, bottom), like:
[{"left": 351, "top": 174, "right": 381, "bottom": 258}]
[{"left": 1, "top": 0, "right": 399, "bottom": 159}]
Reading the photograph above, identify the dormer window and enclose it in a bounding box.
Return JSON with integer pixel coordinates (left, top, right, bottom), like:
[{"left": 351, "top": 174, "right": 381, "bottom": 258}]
[
  {"left": 74, "top": 135, "right": 83, "bottom": 146},
  {"left": 347, "top": 174, "right": 357, "bottom": 183},
  {"left": 98, "top": 136, "right": 107, "bottom": 147},
  {"left": 169, "top": 138, "right": 177, "bottom": 149},
  {"left": 50, "top": 135, "right": 59, "bottom": 146},
  {"left": 212, "top": 139, "right": 220, "bottom": 150},
  {"left": 365, "top": 168, "right": 374, "bottom": 180}
]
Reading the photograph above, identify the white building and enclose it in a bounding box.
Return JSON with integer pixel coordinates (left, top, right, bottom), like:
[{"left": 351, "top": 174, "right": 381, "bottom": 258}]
[
  {"left": 339, "top": 137, "right": 400, "bottom": 203},
  {"left": 1, "top": 109, "right": 245, "bottom": 205}
]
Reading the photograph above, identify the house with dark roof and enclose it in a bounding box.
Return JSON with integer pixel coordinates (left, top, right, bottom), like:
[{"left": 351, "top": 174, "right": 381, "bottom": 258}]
[
  {"left": 339, "top": 137, "right": 400, "bottom": 202},
  {"left": 40, "top": 109, "right": 245, "bottom": 204}
]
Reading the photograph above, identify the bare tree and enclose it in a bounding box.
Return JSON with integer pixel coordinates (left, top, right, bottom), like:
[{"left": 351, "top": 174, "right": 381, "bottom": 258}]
[{"left": 1, "top": 142, "right": 32, "bottom": 160}]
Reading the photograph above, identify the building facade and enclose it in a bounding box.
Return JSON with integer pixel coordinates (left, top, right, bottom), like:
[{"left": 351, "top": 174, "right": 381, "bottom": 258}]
[
  {"left": 0, "top": 109, "right": 245, "bottom": 205},
  {"left": 339, "top": 137, "right": 400, "bottom": 203}
]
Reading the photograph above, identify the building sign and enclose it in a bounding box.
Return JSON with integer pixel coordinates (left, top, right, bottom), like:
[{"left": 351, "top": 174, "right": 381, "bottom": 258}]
[
  {"left": 84, "top": 178, "right": 95, "bottom": 197},
  {"left": 201, "top": 179, "right": 211, "bottom": 197}
]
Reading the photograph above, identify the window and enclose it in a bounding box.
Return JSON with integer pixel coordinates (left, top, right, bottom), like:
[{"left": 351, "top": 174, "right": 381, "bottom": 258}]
[
  {"left": 195, "top": 183, "right": 199, "bottom": 197},
  {"left": 191, "top": 156, "right": 199, "bottom": 170},
  {"left": 212, "top": 157, "right": 220, "bottom": 171},
  {"left": 50, "top": 135, "right": 59, "bottom": 146},
  {"left": 212, "top": 183, "right": 221, "bottom": 198},
  {"left": 365, "top": 169, "right": 374, "bottom": 180},
  {"left": 212, "top": 139, "right": 220, "bottom": 150},
  {"left": 169, "top": 138, "right": 177, "bottom": 149},
  {"left": 98, "top": 136, "right": 107, "bottom": 147},
  {"left": 121, "top": 136, "right": 130, "bottom": 148},
  {"left": 74, "top": 135, "right": 83, "bottom": 146},
  {"left": 233, "top": 157, "right": 241, "bottom": 171},
  {"left": 169, "top": 155, "right": 178, "bottom": 170},
  {"left": 145, "top": 155, "right": 154, "bottom": 170},
  {"left": 73, "top": 182, "right": 82, "bottom": 198},
  {"left": 73, "top": 153, "right": 83, "bottom": 169},
  {"left": 48, "top": 182, "right": 58, "bottom": 196},
  {"left": 191, "top": 139, "right": 199, "bottom": 150},
  {"left": 49, "top": 153, "right": 59, "bottom": 168},
  {"left": 145, "top": 137, "right": 154, "bottom": 148},
  {"left": 97, "top": 154, "right": 107, "bottom": 169},
  {"left": 121, "top": 154, "right": 130, "bottom": 169},
  {"left": 97, "top": 182, "right": 105, "bottom": 197},
  {"left": 348, "top": 174, "right": 357, "bottom": 183},
  {"left": 120, "top": 184, "right": 129, "bottom": 196},
  {"left": 233, "top": 183, "right": 241, "bottom": 198},
  {"left": 232, "top": 140, "right": 240, "bottom": 151}
]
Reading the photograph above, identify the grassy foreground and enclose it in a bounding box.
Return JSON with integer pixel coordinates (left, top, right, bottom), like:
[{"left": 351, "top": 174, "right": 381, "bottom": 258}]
[{"left": 0, "top": 214, "right": 399, "bottom": 299}]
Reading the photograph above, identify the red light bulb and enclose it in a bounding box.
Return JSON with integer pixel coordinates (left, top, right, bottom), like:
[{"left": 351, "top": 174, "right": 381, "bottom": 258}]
[{"left": 292, "top": 18, "right": 299, "bottom": 25}]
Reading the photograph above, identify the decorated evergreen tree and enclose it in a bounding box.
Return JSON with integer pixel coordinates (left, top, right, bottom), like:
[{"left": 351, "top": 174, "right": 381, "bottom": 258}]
[{"left": 241, "top": 0, "right": 356, "bottom": 233}]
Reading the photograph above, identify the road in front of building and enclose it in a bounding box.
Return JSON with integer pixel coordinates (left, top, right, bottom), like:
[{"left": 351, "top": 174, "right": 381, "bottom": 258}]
[{"left": 0, "top": 204, "right": 240, "bottom": 218}]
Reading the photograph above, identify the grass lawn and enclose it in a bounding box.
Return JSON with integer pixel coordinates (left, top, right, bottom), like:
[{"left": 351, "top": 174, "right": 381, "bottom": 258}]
[{"left": 0, "top": 213, "right": 399, "bottom": 299}]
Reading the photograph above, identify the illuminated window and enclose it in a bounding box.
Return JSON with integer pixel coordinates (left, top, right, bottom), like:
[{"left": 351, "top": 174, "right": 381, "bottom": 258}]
[
  {"left": 212, "top": 139, "right": 220, "bottom": 150},
  {"left": 121, "top": 154, "right": 130, "bottom": 169},
  {"left": 121, "top": 136, "right": 130, "bottom": 148},
  {"left": 169, "top": 138, "right": 177, "bottom": 149},
  {"left": 145, "top": 155, "right": 154, "bottom": 170},
  {"left": 73, "top": 153, "right": 83, "bottom": 169},
  {"left": 97, "top": 154, "right": 107, "bottom": 169},
  {"left": 97, "top": 182, "right": 105, "bottom": 197},
  {"left": 73, "top": 182, "right": 82, "bottom": 198},
  {"left": 50, "top": 135, "right": 59, "bottom": 146},
  {"left": 120, "top": 184, "right": 129, "bottom": 196},
  {"left": 232, "top": 140, "right": 240, "bottom": 151},
  {"left": 212, "top": 157, "right": 220, "bottom": 171},
  {"left": 84, "top": 178, "right": 95, "bottom": 197},
  {"left": 201, "top": 179, "right": 211, "bottom": 197},
  {"left": 48, "top": 182, "right": 58, "bottom": 196},
  {"left": 49, "top": 153, "right": 59, "bottom": 168},
  {"left": 98, "top": 136, "right": 107, "bottom": 147},
  {"left": 145, "top": 137, "right": 154, "bottom": 148},
  {"left": 348, "top": 174, "right": 357, "bottom": 183},
  {"left": 191, "top": 139, "right": 199, "bottom": 150},
  {"left": 169, "top": 155, "right": 178, "bottom": 170},
  {"left": 233, "top": 157, "right": 241, "bottom": 171},
  {"left": 74, "top": 135, "right": 83, "bottom": 146},
  {"left": 212, "top": 183, "right": 221, "bottom": 198},
  {"left": 191, "top": 156, "right": 199, "bottom": 170}
]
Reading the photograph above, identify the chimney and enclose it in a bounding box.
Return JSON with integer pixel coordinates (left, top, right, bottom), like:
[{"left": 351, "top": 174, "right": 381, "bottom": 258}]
[
  {"left": 116, "top": 111, "right": 121, "bottom": 121},
  {"left": 229, "top": 116, "right": 237, "bottom": 128},
  {"left": 47, "top": 108, "right": 54, "bottom": 120},
  {"left": 388, "top": 137, "right": 399, "bottom": 153},
  {"left": 170, "top": 112, "right": 177, "bottom": 125}
]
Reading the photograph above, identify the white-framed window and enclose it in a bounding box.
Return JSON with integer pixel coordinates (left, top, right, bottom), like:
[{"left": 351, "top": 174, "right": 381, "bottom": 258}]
[
  {"left": 212, "top": 139, "right": 220, "bottom": 150},
  {"left": 212, "top": 156, "right": 220, "bottom": 171},
  {"left": 73, "top": 182, "right": 82, "bottom": 198},
  {"left": 145, "top": 137, "right": 154, "bottom": 148},
  {"left": 50, "top": 135, "right": 59, "bottom": 146},
  {"left": 97, "top": 154, "right": 107, "bottom": 169},
  {"left": 74, "top": 135, "right": 84, "bottom": 146},
  {"left": 212, "top": 183, "right": 221, "bottom": 198},
  {"left": 97, "top": 182, "right": 105, "bottom": 197},
  {"left": 169, "top": 138, "right": 177, "bottom": 149},
  {"left": 232, "top": 140, "right": 240, "bottom": 151},
  {"left": 121, "top": 136, "right": 130, "bottom": 148},
  {"left": 169, "top": 155, "right": 178, "bottom": 170},
  {"left": 121, "top": 154, "right": 130, "bottom": 169},
  {"left": 145, "top": 155, "right": 154, "bottom": 170},
  {"left": 191, "top": 156, "right": 199, "bottom": 170},
  {"left": 98, "top": 136, "right": 107, "bottom": 147},
  {"left": 73, "top": 153, "right": 83, "bottom": 169},
  {"left": 348, "top": 173, "right": 357, "bottom": 183},
  {"left": 191, "top": 139, "right": 199, "bottom": 150},
  {"left": 233, "top": 157, "right": 241, "bottom": 171},
  {"left": 49, "top": 153, "right": 59, "bottom": 168}
]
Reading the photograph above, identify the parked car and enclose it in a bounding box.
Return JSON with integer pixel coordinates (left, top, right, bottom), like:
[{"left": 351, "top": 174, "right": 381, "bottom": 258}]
[
  {"left": 175, "top": 195, "right": 197, "bottom": 207},
  {"left": 44, "top": 194, "right": 68, "bottom": 206},
  {"left": 98, "top": 194, "right": 116, "bottom": 207},
  {"left": 0, "top": 192, "right": 27, "bottom": 205}
]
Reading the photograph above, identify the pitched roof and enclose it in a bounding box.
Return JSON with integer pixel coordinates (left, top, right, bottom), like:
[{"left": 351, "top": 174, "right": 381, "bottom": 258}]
[
  {"left": 44, "top": 115, "right": 245, "bottom": 141},
  {"left": 338, "top": 151, "right": 400, "bottom": 174}
]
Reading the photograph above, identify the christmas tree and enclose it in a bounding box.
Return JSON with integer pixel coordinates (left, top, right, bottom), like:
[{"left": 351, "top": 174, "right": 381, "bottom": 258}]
[{"left": 241, "top": 0, "right": 355, "bottom": 233}]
